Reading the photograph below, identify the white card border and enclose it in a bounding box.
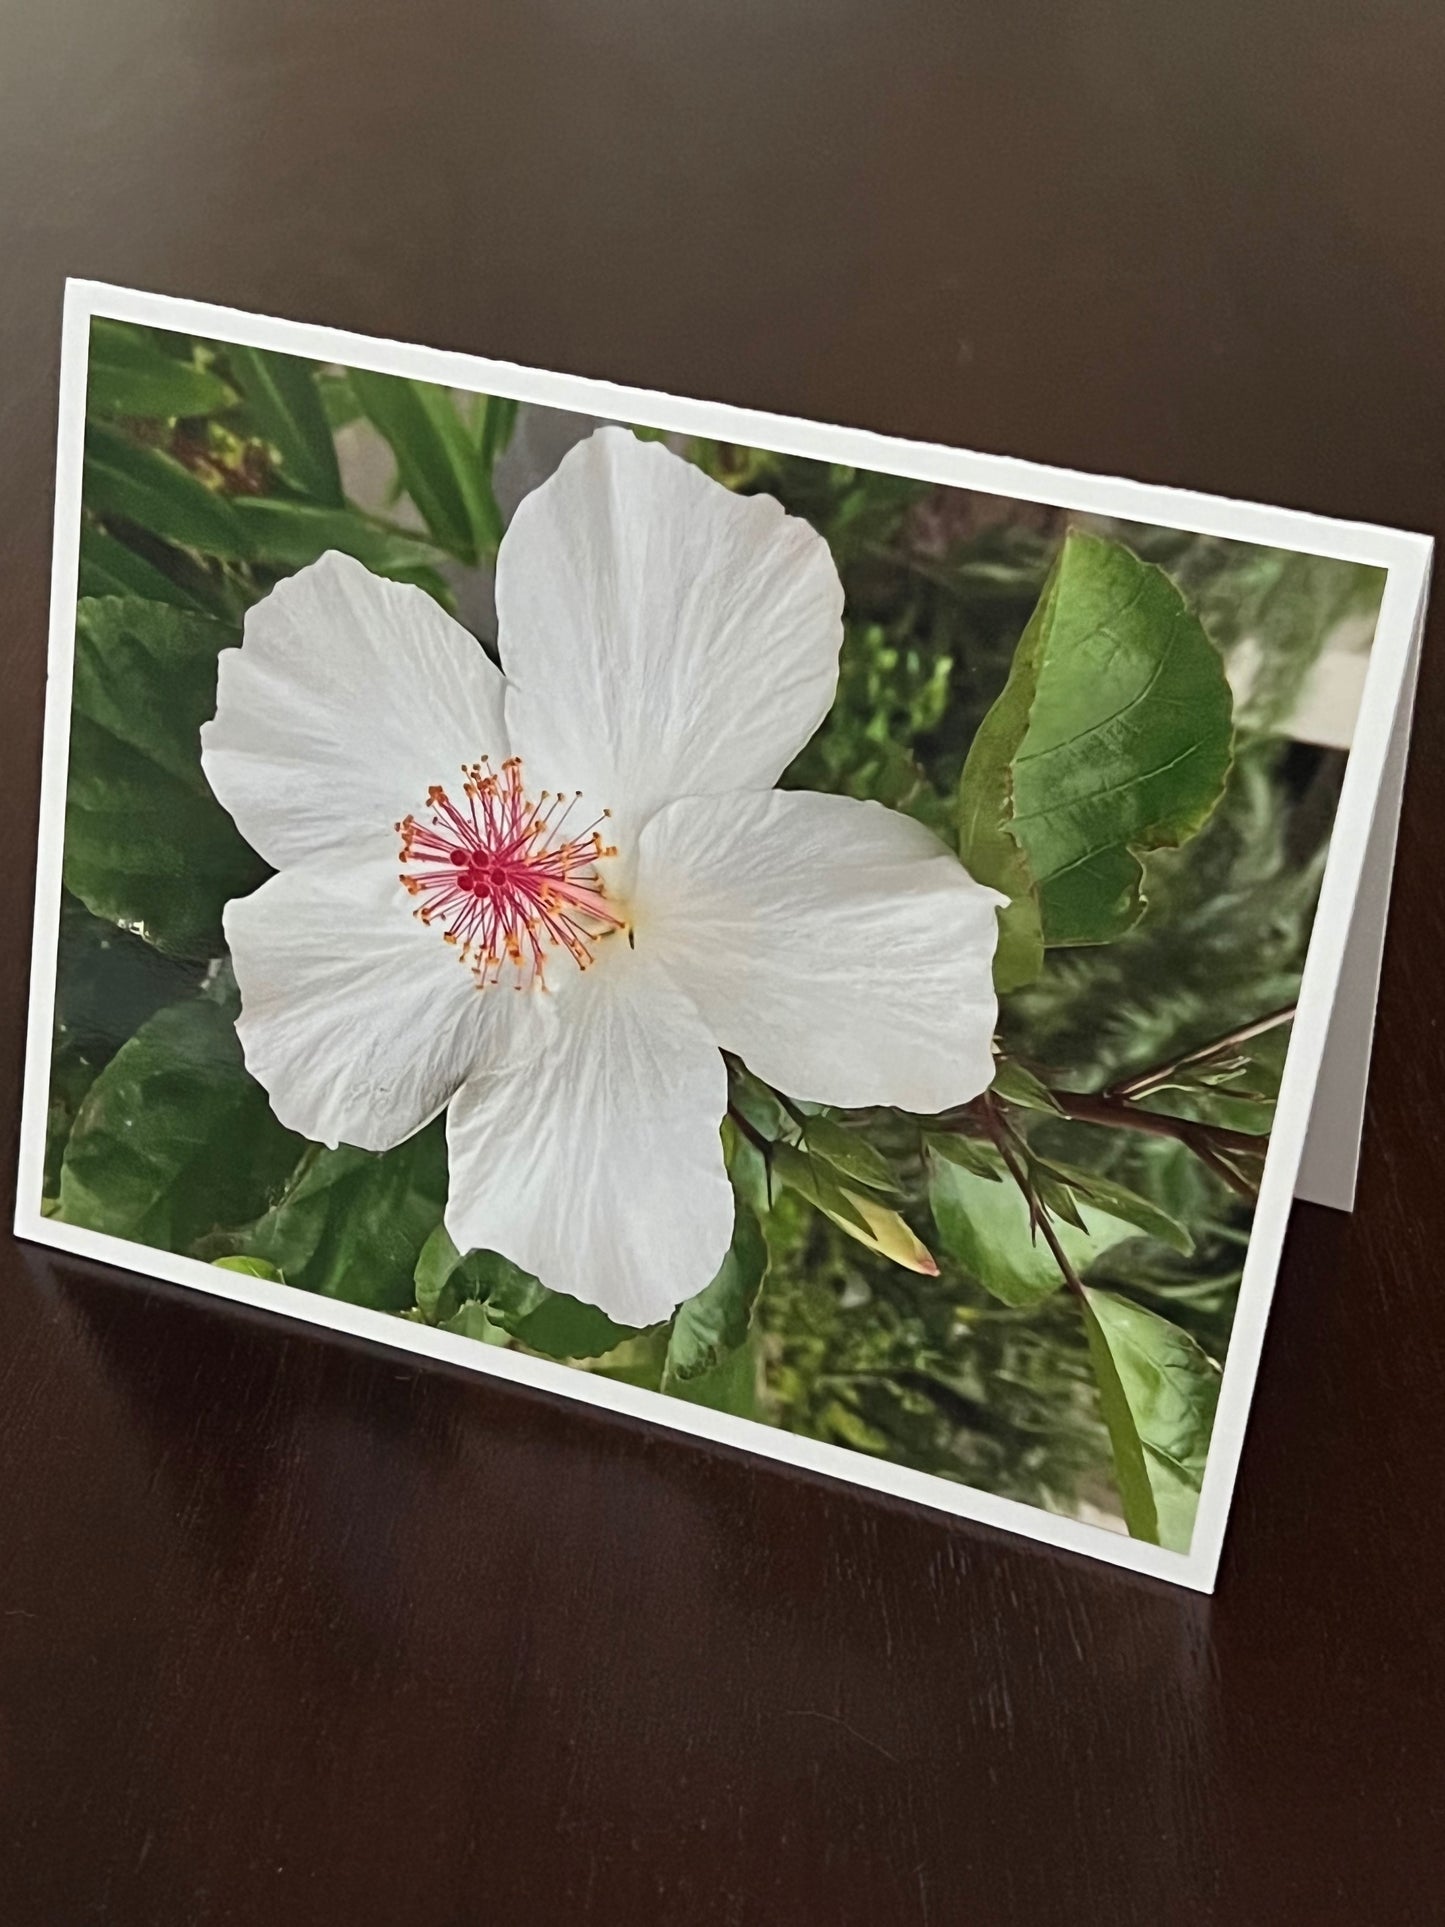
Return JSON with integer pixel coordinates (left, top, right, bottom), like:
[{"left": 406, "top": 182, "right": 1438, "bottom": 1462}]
[{"left": 15, "top": 278, "right": 1434, "bottom": 1593}]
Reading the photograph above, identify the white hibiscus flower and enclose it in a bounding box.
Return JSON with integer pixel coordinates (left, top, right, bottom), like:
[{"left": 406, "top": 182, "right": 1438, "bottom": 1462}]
[{"left": 201, "top": 427, "right": 1001, "bottom": 1327}]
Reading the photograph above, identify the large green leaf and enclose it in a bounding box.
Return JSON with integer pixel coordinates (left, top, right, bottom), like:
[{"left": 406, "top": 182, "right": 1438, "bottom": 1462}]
[
  {"left": 53, "top": 895, "right": 202, "bottom": 1064},
  {"left": 45, "top": 898, "right": 203, "bottom": 1199},
  {"left": 483, "top": 1264, "right": 641, "bottom": 1361},
  {"left": 667, "top": 1332, "right": 761, "bottom": 1419},
  {"left": 1083, "top": 1287, "right": 1221, "bottom": 1551},
  {"left": 58, "top": 996, "right": 303, "bottom": 1251},
  {"left": 230, "top": 497, "right": 449, "bottom": 580},
  {"left": 225, "top": 343, "right": 343, "bottom": 506},
  {"left": 1033, "top": 1155, "right": 1193, "bottom": 1255},
  {"left": 958, "top": 532, "right": 1233, "bottom": 987},
  {"left": 64, "top": 597, "right": 266, "bottom": 957},
  {"left": 956, "top": 590, "right": 1050, "bottom": 991},
  {"left": 87, "top": 319, "right": 235, "bottom": 421},
  {"left": 83, "top": 423, "right": 250, "bottom": 559},
  {"left": 663, "top": 1203, "right": 768, "bottom": 1384},
  {"left": 414, "top": 1222, "right": 480, "bottom": 1324},
  {"left": 235, "top": 1125, "right": 448, "bottom": 1311},
  {"left": 1080, "top": 1293, "right": 1159, "bottom": 1543},
  {"left": 77, "top": 524, "right": 212, "bottom": 613},
  {"left": 438, "top": 1300, "right": 509, "bottom": 1343},
  {"left": 413, "top": 1223, "right": 648, "bottom": 1358},
  {"left": 349, "top": 369, "right": 502, "bottom": 563},
  {"left": 927, "top": 1146, "right": 1140, "bottom": 1307},
  {"left": 414, "top": 1225, "right": 527, "bottom": 1327}
]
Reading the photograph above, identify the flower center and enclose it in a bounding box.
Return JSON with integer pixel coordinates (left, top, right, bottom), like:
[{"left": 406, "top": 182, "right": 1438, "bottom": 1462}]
[{"left": 397, "top": 757, "right": 622, "bottom": 989}]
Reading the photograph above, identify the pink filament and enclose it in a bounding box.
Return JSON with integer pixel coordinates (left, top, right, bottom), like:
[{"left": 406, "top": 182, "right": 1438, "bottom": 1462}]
[{"left": 398, "top": 757, "right": 622, "bottom": 988}]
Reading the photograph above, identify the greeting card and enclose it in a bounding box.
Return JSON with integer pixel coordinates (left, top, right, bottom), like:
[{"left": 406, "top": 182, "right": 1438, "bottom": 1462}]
[{"left": 17, "top": 283, "right": 1431, "bottom": 1588}]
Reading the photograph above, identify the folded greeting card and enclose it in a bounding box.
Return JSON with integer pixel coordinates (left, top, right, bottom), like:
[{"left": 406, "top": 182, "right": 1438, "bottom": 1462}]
[{"left": 17, "top": 282, "right": 1432, "bottom": 1589}]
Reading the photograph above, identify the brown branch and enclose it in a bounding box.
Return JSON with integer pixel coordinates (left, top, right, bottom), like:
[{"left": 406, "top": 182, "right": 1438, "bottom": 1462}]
[
  {"left": 936, "top": 998, "right": 1293, "bottom": 1214},
  {"left": 1188, "top": 1137, "right": 1264, "bottom": 1199},
  {"left": 945, "top": 1064, "right": 1266, "bottom": 1199},
  {"left": 980, "top": 1096, "right": 1086, "bottom": 1297},
  {"left": 1044, "top": 1089, "right": 1265, "bottom": 1171},
  {"left": 1106, "top": 1004, "right": 1297, "bottom": 1102}
]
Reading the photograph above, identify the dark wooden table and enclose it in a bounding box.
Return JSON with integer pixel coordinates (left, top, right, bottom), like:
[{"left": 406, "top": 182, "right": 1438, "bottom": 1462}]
[{"left": 3, "top": 5, "right": 1443, "bottom": 1921}]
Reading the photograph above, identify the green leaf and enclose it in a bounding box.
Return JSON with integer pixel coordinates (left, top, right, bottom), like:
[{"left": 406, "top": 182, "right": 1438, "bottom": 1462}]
[
  {"left": 989, "top": 1059, "right": 1065, "bottom": 1116},
  {"left": 53, "top": 895, "right": 202, "bottom": 1062},
  {"left": 229, "top": 497, "right": 449, "bottom": 579},
  {"left": 349, "top": 370, "right": 502, "bottom": 563},
  {"left": 663, "top": 1203, "right": 768, "bottom": 1384},
  {"left": 774, "top": 1142, "right": 938, "bottom": 1273},
  {"left": 922, "top": 1132, "right": 1004, "bottom": 1181},
  {"left": 771, "top": 1141, "right": 868, "bottom": 1233},
  {"left": 587, "top": 1330, "right": 668, "bottom": 1391},
  {"left": 412, "top": 1222, "right": 522, "bottom": 1326},
  {"left": 84, "top": 422, "right": 250, "bottom": 559},
  {"left": 87, "top": 320, "right": 235, "bottom": 420},
  {"left": 77, "top": 524, "right": 212, "bottom": 612},
  {"left": 723, "top": 1116, "right": 773, "bottom": 1221},
  {"left": 415, "top": 1227, "right": 652, "bottom": 1358},
  {"left": 65, "top": 714, "right": 264, "bottom": 960},
  {"left": 57, "top": 997, "right": 304, "bottom": 1251},
  {"left": 482, "top": 1262, "right": 642, "bottom": 1360},
  {"left": 476, "top": 393, "right": 520, "bottom": 468},
  {"left": 799, "top": 1115, "right": 904, "bottom": 1194},
  {"left": 212, "top": 1254, "right": 284, "bottom": 1281},
  {"left": 64, "top": 597, "right": 266, "bottom": 957},
  {"left": 1080, "top": 1293, "right": 1159, "bottom": 1543},
  {"left": 413, "top": 1221, "right": 467, "bottom": 1323},
  {"left": 725, "top": 1064, "right": 788, "bottom": 1138},
  {"left": 958, "top": 532, "right": 1233, "bottom": 987},
  {"left": 235, "top": 1126, "right": 448, "bottom": 1312},
  {"left": 72, "top": 598, "right": 226, "bottom": 791},
  {"left": 1082, "top": 1287, "right": 1221, "bottom": 1551},
  {"left": 226, "top": 343, "right": 343, "bottom": 506},
  {"left": 1031, "top": 1165, "right": 1090, "bottom": 1233},
  {"left": 439, "top": 1300, "right": 509, "bottom": 1343},
  {"left": 1035, "top": 1156, "right": 1194, "bottom": 1255},
  {"left": 45, "top": 899, "right": 205, "bottom": 1198},
  {"left": 927, "top": 1150, "right": 1139, "bottom": 1307},
  {"left": 318, "top": 372, "right": 361, "bottom": 431},
  {"left": 956, "top": 588, "right": 1052, "bottom": 992},
  {"left": 667, "top": 1332, "right": 761, "bottom": 1419}
]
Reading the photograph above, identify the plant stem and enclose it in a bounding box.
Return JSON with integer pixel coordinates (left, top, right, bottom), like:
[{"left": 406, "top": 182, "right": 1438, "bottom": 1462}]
[
  {"left": 1105, "top": 1004, "right": 1297, "bottom": 1101},
  {"left": 1044, "top": 1088, "right": 1265, "bottom": 1168},
  {"left": 942, "top": 1084, "right": 1262, "bottom": 1195},
  {"left": 1188, "top": 1138, "right": 1262, "bottom": 1199},
  {"left": 726, "top": 1103, "right": 772, "bottom": 1158},
  {"left": 980, "top": 1096, "right": 1086, "bottom": 1298}
]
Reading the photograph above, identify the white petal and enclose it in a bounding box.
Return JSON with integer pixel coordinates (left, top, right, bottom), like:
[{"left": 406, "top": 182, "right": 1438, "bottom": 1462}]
[
  {"left": 635, "top": 789, "right": 1002, "bottom": 1113},
  {"left": 444, "top": 946, "right": 733, "bottom": 1327},
  {"left": 202, "top": 551, "right": 508, "bottom": 870},
  {"left": 497, "top": 428, "right": 844, "bottom": 843},
  {"left": 226, "top": 848, "right": 550, "bottom": 1152}
]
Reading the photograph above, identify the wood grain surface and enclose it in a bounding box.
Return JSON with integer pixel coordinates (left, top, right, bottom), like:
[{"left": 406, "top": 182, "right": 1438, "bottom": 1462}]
[{"left": 2, "top": 4, "right": 1443, "bottom": 1921}]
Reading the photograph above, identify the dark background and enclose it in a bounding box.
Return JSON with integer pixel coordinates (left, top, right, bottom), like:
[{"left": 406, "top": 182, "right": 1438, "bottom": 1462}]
[{"left": 2, "top": 4, "right": 1442, "bottom": 1921}]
